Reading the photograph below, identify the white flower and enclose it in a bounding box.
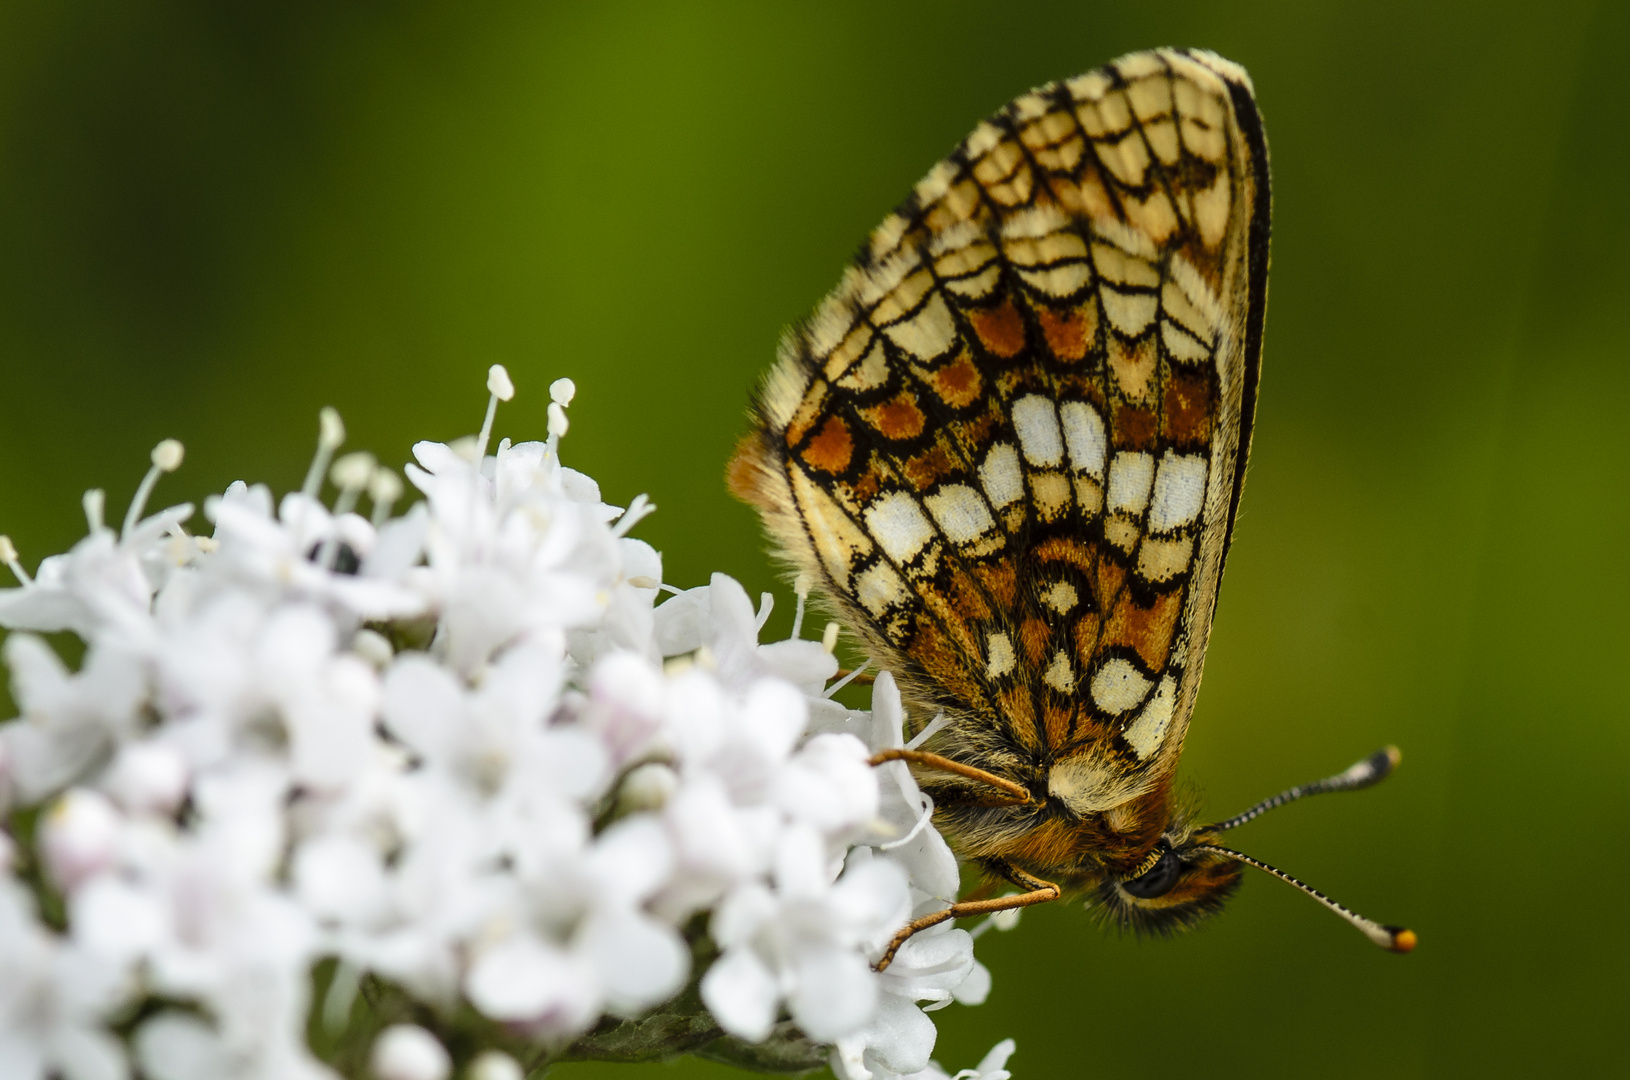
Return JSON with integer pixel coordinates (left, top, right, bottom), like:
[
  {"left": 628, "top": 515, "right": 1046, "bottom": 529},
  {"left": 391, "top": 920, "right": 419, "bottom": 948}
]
[
  {"left": 153, "top": 600, "right": 380, "bottom": 790},
  {"left": 0, "top": 634, "right": 145, "bottom": 803},
  {"left": 653, "top": 574, "right": 837, "bottom": 693},
  {"left": 0, "top": 503, "right": 193, "bottom": 640},
  {"left": 404, "top": 440, "right": 608, "bottom": 675},
  {"left": 203, "top": 484, "right": 424, "bottom": 621},
  {"left": 0, "top": 883, "right": 131, "bottom": 1080},
  {"left": 702, "top": 825, "right": 909, "bottom": 1043}
]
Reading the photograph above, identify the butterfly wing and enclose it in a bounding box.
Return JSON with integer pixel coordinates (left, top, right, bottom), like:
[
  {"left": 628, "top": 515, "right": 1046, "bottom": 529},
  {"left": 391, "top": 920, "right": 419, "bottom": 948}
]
[{"left": 732, "top": 49, "right": 1268, "bottom": 808}]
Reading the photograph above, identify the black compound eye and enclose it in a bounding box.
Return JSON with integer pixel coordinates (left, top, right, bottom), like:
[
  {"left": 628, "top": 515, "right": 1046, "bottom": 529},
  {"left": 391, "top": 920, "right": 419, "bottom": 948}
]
[{"left": 1121, "top": 847, "right": 1184, "bottom": 899}]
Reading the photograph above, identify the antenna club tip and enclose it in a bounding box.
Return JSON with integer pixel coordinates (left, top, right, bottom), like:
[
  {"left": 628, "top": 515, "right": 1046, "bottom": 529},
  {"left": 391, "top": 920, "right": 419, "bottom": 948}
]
[{"left": 1386, "top": 927, "right": 1417, "bottom": 953}]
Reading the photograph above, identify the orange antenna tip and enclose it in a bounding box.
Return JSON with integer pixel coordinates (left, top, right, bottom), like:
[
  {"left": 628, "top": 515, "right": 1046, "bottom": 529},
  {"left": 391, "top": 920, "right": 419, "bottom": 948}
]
[
  {"left": 1383, "top": 745, "right": 1403, "bottom": 769},
  {"left": 1387, "top": 927, "right": 1417, "bottom": 953}
]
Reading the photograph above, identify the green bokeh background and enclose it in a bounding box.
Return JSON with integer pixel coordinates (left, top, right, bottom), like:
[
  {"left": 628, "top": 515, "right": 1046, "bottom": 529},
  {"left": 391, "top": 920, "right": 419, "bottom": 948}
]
[{"left": 2, "top": 2, "right": 1626, "bottom": 1077}]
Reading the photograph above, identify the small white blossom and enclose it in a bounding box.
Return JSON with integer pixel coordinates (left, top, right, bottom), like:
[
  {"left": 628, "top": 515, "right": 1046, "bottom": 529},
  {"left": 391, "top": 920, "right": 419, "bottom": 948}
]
[
  {"left": 370, "top": 1025, "right": 450, "bottom": 1080},
  {"left": 0, "top": 883, "right": 131, "bottom": 1080}
]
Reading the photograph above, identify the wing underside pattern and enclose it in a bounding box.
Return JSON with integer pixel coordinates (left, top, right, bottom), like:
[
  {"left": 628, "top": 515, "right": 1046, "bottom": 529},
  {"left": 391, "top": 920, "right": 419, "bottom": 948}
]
[{"left": 733, "top": 48, "right": 1270, "bottom": 809}]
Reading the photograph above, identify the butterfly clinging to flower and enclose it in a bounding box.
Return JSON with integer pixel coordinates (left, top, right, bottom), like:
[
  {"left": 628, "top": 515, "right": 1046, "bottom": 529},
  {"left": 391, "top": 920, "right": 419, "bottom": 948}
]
[{"left": 729, "top": 47, "right": 1413, "bottom": 963}]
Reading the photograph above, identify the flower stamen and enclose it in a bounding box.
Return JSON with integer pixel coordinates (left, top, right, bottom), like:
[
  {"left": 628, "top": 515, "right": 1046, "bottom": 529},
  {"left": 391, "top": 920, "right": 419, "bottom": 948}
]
[
  {"left": 369, "top": 468, "right": 404, "bottom": 527},
  {"left": 82, "top": 489, "right": 106, "bottom": 534},
  {"left": 475, "top": 365, "right": 515, "bottom": 463},
  {"left": 122, "top": 439, "right": 184, "bottom": 540},
  {"left": 0, "top": 535, "right": 31, "bottom": 586},
  {"left": 302, "top": 407, "right": 346, "bottom": 501},
  {"left": 791, "top": 573, "right": 812, "bottom": 639}
]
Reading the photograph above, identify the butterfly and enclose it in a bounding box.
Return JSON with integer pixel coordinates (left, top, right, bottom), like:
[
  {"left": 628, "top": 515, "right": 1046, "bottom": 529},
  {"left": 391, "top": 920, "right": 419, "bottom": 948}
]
[{"left": 729, "top": 48, "right": 1413, "bottom": 962}]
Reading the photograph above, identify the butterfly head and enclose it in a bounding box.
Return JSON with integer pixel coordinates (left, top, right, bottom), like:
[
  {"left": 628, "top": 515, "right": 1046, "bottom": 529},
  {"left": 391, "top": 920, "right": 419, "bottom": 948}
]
[{"left": 1096, "top": 819, "right": 1242, "bottom": 935}]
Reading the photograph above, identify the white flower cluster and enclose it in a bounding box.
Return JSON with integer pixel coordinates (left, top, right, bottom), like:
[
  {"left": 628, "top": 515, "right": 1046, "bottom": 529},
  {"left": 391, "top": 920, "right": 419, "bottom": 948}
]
[{"left": 0, "top": 370, "right": 1017, "bottom": 1080}]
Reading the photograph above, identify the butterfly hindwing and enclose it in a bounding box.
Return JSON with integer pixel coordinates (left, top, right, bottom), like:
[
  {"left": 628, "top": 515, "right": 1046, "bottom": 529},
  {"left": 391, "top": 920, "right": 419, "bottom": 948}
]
[{"left": 732, "top": 48, "right": 1269, "bottom": 805}]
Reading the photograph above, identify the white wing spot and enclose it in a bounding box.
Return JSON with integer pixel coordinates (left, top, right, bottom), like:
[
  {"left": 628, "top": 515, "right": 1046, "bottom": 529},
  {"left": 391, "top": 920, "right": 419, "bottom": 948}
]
[
  {"left": 1041, "top": 580, "right": 1079, "bottom": 614},
  {"left": 1107, "top": 452, "right": 1156, "bottom": 515},
  {"left": 924, "top": 484, "right": 996, "bottom": 546},
  {"left": 1060, "top": 400, "right": 1107, "bottom": 479},
  {"left": 1147, "top": 452, "right": 1209, "bottom": 533},
  {"left": 882, "top": 292, "right": 958, "bottom": 359},
  {"left": 1123, "top": 675, "right": 1177, "bottom": 759},
  {"left": 979, "top": 443, "right": 1025, "bottom": 508},
  {"left": 1137, "top": 535, "right": 1196, "bottom": 583},
  {"left": 854, "top": 561, "right": 908, "bottom": 617},
  {"left": 1012, "top": 395, "right": 1064, "bottom": 467},
  {"left": 1100, "top": 287, "right": 1159, "bottom": 336},
  {"left": 1091, "top": 657, "right": 1153, "bottom": 715},
  {"left": 864, "top": 491, "right": 935, "bottom": 564},
  {"left": 1044, "top": 650, "right": 1076, "bottom": 693},
  {"left": 986, "top": 631, "right": 1017, "bottom": 679}
]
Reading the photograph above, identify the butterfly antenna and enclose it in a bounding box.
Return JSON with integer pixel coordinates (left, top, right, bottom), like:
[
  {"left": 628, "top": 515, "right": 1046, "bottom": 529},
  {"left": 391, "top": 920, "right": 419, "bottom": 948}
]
[
  {"left": 1197, "top": 843, "right": 1415, "bottom": 952},
  {"left": 1206, "top": 746, "right": 1401, "bottom": 833}
]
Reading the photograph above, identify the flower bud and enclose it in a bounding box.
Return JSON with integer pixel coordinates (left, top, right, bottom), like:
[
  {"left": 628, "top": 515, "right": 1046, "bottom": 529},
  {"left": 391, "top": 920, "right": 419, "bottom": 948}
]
[
  {"left": 371, "top": 1025, "right": 450, "bottom": 1080},
  {"left": 466, "top": 1051, "right": 522, "bottom": 1080},
  {"left": 41, "top": 788, "right": 122, "bottom": 891},
  {"left": 104, "top": 743, "right": 189, "bottom": 815}
]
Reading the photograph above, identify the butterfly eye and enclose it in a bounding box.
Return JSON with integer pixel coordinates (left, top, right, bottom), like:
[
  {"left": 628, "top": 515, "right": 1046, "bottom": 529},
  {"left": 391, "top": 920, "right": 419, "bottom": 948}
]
[{"left": 1121, "top": 847, "right": 1184, "bottom": 899}]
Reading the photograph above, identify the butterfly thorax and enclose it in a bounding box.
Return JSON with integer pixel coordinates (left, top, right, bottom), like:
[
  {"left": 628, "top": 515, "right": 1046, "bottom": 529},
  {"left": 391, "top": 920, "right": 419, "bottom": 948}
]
[{"left": 908, "top": 701, "right": 1179, "bottom": 888}]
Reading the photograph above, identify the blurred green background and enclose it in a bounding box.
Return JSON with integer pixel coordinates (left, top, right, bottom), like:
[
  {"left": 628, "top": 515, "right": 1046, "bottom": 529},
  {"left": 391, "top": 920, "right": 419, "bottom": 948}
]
[{"left": 2, "top": 1, "right": 1626, "bottom": 1077}]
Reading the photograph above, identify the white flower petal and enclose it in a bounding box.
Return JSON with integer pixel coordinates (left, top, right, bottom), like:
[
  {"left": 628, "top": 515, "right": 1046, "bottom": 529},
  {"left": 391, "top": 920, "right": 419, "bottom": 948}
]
[
  {"left": 652, "top": 586, "right": 710, "bottom": 657},
  {"left": 972, "top": 1037, "right": 1017, "bottom": 1078},
  {"left": 579, "top": 909, "right": 687, "bottom": 1014},
  {"left": 134, "top": 1014, "right": 227, "bottom": 1080},
  {"left": 46, "top": 1027, "right": 128, "bottom": 1080},
  {"left": 850, "top": 990, "right": 937, "bottom": 1075},
  {"left": 700, "top": 948, "right": 779, "bottom": 1043},
  {"left": 465, "top": 935, "right": 595, "bottom": 1030},
  {"left": 787, "top": 947, "right": 878, "bottom": 1042}
]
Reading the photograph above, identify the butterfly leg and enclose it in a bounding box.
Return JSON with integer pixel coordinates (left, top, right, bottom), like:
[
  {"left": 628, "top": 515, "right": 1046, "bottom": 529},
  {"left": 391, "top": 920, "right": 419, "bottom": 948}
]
[
  {"left": 873, "top": 861, "right": 1060, "bottom": 971},
  {"left": 867, "top": 748, "right": 1032, "bottom": 806}
]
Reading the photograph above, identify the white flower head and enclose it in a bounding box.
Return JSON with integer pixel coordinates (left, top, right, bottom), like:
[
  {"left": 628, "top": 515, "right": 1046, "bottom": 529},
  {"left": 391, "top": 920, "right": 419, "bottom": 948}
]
[{"left": 0, "top": 370, "right": 1018, "bottom": 1078}]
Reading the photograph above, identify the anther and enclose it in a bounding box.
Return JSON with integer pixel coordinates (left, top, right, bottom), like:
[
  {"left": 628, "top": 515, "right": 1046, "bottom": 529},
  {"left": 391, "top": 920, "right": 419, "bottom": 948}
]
[
  {"left": 822, "top": 621, "right": 841, "bottom": 654},
  {"left": 549, "top": 378, "right": 576, "bottom": 405},
  {"left": 328, "top": 451, "right": 377, "bottom": 519},
  {"left": 0, "top": 535, "right": 30, "bottom": 587},
  {"left": 330, "top": 451, "right": 376, "bottom": 494}
]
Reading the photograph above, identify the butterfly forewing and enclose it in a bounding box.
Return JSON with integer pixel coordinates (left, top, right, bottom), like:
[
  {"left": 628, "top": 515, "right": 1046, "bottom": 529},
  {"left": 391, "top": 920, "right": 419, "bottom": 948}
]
[{"left": 733, "top": 48, "right": 1268, "bottom": 846}]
